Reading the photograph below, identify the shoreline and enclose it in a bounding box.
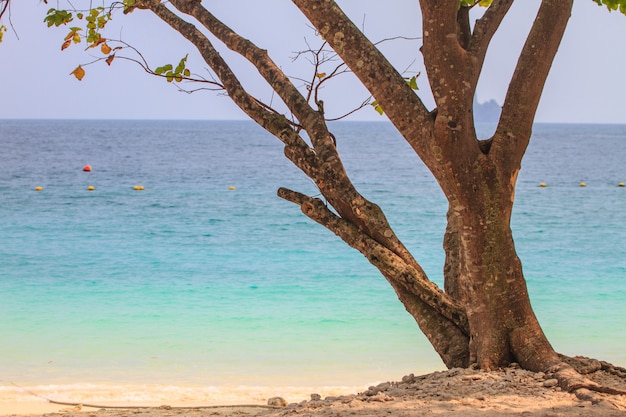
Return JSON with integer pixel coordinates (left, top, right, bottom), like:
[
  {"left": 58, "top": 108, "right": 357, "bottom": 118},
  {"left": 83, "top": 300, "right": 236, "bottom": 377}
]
[{"left": 3, "top": 365, "right": 625, "bottom": 417}]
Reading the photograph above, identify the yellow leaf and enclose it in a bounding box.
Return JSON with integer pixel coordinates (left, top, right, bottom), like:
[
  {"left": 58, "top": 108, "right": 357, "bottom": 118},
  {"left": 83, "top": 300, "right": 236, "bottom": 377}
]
[
  {"left": 316, "top": 72, "right": 326, "bottom": 79},
  {"left": 71, "top": 65, "right": 86, "bottom": 81},
  {"left": 101, "top": 43, "right": 111, "bottom": 54},
  {"left": 61, "top": 39, "right": 72, "bottom": 51}
]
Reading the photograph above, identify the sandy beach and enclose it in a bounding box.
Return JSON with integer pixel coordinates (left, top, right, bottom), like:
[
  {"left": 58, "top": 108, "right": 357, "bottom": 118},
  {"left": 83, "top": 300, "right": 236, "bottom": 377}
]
[{"left": 3, "top": 361, "right": 625, "bottom": 417}]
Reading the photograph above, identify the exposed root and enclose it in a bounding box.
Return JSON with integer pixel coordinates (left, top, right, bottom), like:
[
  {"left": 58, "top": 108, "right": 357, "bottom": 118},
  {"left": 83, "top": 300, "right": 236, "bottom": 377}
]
[{"left": 548, "top": 356, "right": 626, "bottom": 408}]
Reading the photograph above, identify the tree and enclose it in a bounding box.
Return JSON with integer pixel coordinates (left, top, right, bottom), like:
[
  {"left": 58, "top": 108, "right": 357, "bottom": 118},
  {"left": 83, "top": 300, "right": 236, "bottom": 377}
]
[{"left": 3, "top": 0, "right": 626, "bottom": 399}]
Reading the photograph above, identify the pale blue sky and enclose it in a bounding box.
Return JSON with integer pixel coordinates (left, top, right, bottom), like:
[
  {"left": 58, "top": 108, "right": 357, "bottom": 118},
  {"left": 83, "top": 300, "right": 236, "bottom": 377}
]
[{"left": 1, "top": 1, "right": 625, "bottom": 122}]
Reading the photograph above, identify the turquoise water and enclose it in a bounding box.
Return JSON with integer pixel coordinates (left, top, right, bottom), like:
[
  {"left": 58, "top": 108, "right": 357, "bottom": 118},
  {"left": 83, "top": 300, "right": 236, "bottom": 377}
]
[{"left": 0, "top": 120, "right": 625, "bottom": 404}]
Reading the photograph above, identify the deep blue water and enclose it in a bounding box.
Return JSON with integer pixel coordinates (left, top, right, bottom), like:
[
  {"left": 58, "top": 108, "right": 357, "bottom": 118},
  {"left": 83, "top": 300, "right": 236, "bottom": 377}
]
[{"left": 0, "top": 120, "right": 624, "bottom": 402}]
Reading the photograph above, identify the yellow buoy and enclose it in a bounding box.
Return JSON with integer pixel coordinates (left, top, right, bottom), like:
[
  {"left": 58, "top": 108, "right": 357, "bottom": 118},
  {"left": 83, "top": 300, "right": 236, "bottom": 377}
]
[
  {"left": 87, "top": 185, "right": 95, "bottom": 191},
  {"left": 619, "top": 182, "right": 625, "bottom": 187},
  {"left": 133, "top": 185, "right": 145, "bottom": 191},
  {"left": 35, "top": 186, "right": 43, "bottom": 191},
  {"left": 579, "top": 182, "right": 586, "bottom": 187},
  {"left": 539, "top": 182, "right": 547, "bottom": 188},
  {"left": 229, "top": 185, "right": 236, "bottom": 190}
]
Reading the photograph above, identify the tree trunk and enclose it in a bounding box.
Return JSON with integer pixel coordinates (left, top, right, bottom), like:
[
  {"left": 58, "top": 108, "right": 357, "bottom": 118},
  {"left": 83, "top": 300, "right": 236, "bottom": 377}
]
[{"left": 444, "top": 163, "right": 560, "bottom": 371}]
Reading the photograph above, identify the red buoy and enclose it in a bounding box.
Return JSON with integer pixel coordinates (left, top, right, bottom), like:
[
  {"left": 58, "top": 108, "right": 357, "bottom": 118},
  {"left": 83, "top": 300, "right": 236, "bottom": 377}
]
[{"left": 83, "top": 165, "right": 92, "bottom": 172}]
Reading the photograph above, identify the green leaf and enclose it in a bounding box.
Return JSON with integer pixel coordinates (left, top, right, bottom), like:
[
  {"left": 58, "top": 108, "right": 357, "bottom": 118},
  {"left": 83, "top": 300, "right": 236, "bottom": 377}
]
[
  {"left": 371, "top": 100, "right": 384, "bottom": 116},
  {"left": 594, "top": 0, "right": 626, "bottom": 14},
  {"left": 183, "top": 69, "right": 191, "bottom": 77},
  {"left": 175, "top": 55, "right": 188, "bottom": 74},
  {"left": 459, "top": 0, "right": 493, "bottom": 6},
  {"left": 44, "top": 9, "right": 74, "bottom": 27}
]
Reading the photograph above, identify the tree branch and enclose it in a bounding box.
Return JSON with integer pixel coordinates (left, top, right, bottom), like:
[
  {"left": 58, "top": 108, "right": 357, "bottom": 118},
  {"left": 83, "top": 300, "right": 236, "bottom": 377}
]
[
  {"left": 277, "top": 187, "right": 469, "bottom": 334},
  {"left": 457, "top": 6, "right": 472, "bottom": 50},
  {"left": 291, "top": 0, "right": 436, "bottom": 160},
  {"left": 493, "top": 0, "right": 573, "bottom": 172},
  {"left": 141, "top": 0, "right": 320, "bottom": 180},
  {"left": 420, "top": 0, "right": 470, "bottom": 111},
  {"left": 167, "top": 0, "right": 335, "bottom": 161}
]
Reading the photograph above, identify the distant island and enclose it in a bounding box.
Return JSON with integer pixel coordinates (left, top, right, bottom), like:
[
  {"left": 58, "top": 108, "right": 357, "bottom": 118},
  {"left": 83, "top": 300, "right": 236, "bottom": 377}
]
[{"left": 474, "top": 97, "right": 501, "bottom": 123}]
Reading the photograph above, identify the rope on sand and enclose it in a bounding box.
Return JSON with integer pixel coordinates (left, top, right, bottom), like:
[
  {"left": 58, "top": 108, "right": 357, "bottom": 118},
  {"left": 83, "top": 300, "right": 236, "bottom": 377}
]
[
  {"left": 10, "top": 382, "right": 282, "bottom": 411},
  {"left": 48, "top": 400, "right": 281, "bottom": 410}
]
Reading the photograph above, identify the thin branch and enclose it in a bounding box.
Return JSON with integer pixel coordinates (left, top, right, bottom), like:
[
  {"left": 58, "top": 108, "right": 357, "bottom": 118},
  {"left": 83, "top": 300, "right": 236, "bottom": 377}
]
[
  {"left": 373, "top": 35, "right": 422, "bottom": 46},
  {"left": 324, "top": 96, "right": 372, "bottom": 122},
  {"left": 292, "top": 0, "right": 435, "bottom": 165},
  {"left": 0, "top": 0, "right": 8, "bottom": 20},
  {"left": 169, "top": 0, "right": 333, "bottom": 151}
]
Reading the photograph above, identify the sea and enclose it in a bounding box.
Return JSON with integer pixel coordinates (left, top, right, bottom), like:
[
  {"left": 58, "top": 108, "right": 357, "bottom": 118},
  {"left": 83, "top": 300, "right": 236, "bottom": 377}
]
[{"left": 0, "top": 120, "right": 625, "bottom": 406}]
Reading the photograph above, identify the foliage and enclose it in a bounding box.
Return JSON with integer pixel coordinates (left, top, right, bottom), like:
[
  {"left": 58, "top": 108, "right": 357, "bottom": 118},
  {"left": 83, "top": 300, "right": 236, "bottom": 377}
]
[
  {"left": 155, "top": 55, "right": 191, "bottom": 83},
  {"left": 44, "top": 8, "right": 74, "bottom": 27},
  {"left": 459, "top": 0, "right": 494, "bottom": 8},
  {"left": 0, "top": 24, "right": 5, "bottom": 43},
  {"left": 42, "top": 2, "right": 194, "bottom": 84},
  {"left": 594, "top": 0, "right": 626, "bottom": 13}
]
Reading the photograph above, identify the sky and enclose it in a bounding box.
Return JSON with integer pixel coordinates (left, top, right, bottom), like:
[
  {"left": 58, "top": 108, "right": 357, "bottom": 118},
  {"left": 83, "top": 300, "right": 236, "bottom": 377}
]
[{"left": 0, "top": 0, "right": 625, "bottom": 123}]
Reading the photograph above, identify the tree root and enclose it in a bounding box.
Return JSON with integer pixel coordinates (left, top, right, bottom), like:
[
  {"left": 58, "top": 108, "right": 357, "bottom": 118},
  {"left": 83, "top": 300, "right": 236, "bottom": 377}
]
[{"left": 547, "top": 355, "right": 626, "bottom": 409}]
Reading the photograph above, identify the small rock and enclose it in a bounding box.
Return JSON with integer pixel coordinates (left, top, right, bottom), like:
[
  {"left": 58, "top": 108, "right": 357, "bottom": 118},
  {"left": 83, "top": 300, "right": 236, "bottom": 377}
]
[
  {"left": 367, "top": 392, "right": 394, "bottom": 403},
  {"left": 376, "top": 382, "right": 391, "bottom": 391},
  {"left": 267, "top": 397, "right": 288, "bottom": 407},
  {"left": 402, "top": 373, "right": 415, "bottom": 383},
  {"left": 310, "top": 393, "right": 322, "bottom": 401},
  {"left": 543, "top": 378, "right": 559, "bottom": 388}
]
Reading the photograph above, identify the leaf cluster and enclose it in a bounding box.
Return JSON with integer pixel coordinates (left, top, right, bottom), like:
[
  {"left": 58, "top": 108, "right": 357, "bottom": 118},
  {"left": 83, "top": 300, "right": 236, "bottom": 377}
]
[
  {"left": 155, "top": 55, "right": 191, "bottom": 82},
  {"left": 593, "top": 0, "right": 626, "bottom": 14},
  {"left": 44, "top": 8, "right": 74, "bottom": 27},
  {"left": 459, "top": 0, "right": 493, "bottom": 7},
  {"left": 83, "top": 7, "right": 112, "bottom": 44}
]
